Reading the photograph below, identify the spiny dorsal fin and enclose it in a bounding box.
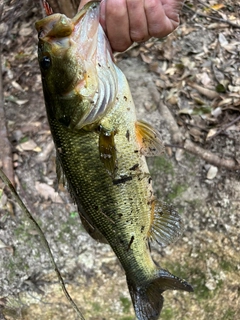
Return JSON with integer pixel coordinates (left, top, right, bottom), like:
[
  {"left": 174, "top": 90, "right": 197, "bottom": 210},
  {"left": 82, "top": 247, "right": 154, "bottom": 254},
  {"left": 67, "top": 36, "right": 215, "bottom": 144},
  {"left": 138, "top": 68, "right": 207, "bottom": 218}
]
[
  {"left": 148, "top": 201, "right": 184, "bottom": 246},
  {"left": 135, "top": 120, "right": 165, "bottom": 156}
]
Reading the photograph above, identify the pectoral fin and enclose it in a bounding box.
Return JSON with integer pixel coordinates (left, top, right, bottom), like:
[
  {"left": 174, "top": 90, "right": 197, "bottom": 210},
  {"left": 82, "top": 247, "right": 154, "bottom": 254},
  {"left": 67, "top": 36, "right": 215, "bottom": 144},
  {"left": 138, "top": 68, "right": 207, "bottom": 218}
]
[
  {"left": 148, "top": 201, "right": 184, "bottom": 246},
  {"left": 135, "top": 120, "right": 165, "bottom": 156},
  {"left": 99, "top": 126, "right": 117, "bottom": 177}
]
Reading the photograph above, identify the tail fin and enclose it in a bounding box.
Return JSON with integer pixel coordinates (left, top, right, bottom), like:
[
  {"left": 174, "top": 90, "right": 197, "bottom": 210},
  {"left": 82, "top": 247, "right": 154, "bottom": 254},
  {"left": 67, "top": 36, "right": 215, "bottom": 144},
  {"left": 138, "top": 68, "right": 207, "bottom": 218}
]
[{"left": 127, "top": 269, "right": 193, "bottom": 320}]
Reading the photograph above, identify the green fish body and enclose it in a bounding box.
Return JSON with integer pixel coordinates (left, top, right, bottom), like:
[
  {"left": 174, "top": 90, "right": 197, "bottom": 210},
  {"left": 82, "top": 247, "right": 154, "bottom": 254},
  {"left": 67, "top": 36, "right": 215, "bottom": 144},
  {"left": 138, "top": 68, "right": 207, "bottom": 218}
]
[{"left": 36, "top": 2, "right": 193, "bottom": 319}]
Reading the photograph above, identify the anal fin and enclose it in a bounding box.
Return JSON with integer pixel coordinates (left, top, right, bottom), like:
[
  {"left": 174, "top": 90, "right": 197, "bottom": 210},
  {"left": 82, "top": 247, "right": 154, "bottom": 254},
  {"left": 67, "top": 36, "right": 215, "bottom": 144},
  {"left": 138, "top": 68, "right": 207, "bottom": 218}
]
[
  {"left": 148, "top": 201, "right": 184, "bottom": 246},
  {"left": 135, "top": 120, "right": 165, "bottom": 156}
]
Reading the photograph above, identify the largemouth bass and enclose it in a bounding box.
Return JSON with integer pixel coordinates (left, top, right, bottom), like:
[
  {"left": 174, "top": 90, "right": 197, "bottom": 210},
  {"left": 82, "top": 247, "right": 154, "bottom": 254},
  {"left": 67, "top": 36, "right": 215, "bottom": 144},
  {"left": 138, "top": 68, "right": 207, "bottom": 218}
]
[{"left": 36, "top": 2, "right": 193, "bottom": 319}]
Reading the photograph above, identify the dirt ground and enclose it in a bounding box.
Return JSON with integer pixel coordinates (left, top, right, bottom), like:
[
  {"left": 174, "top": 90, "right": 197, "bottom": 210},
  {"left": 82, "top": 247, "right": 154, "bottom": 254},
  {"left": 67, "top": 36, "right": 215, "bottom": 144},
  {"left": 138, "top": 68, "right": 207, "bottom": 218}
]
[{"left": 0, "top": 1, "right": 240, "bottom": 319}]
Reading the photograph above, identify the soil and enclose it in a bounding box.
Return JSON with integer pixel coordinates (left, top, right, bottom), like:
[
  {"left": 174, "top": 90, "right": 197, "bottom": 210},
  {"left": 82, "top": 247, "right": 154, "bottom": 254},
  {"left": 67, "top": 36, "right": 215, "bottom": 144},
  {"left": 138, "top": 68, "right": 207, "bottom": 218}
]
[{"left": 0, "top": 1, "right": 240, "bottom": 320}]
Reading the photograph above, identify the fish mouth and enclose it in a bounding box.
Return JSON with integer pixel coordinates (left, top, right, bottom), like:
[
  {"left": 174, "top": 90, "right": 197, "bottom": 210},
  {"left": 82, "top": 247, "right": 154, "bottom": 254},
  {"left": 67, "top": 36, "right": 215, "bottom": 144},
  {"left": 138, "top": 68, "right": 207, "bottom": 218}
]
[
  {"left": 35, "top": 1, "right": 100, "bottom": 60},
  {"left": 36, "top": 1, "right": 117, "bottom": 129}
]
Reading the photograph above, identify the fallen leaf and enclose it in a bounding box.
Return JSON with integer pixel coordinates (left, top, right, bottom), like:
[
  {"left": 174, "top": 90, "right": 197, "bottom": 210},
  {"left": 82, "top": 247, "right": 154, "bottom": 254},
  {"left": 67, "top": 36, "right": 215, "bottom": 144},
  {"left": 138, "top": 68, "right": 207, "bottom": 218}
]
[
  {"left": 218, "top": 33, "right": 228, "bottom": 47},
  {"left": 207, "top": 166, "right": 218, "bottom": 180},
  {"left": 15, "top": 99, "right": 29, "bottom": 105},
  {"left": 206, "top": 128, "right": 217, "bottom": 140},
  {"left": 35, "top": 182, "right": 63, "bottom": 203},
  {"left": 0, "top": 240, "right": 8, "bottom": 249},
  {"left": 17, "top": 139, "right": 37, "bottom": 151},
  {"left": 211, "top": 4, "right": 225, "bottom": 11},
  {"left": 188, "top": 83, "right": 219, "bottom": 99},
  {"left": 11, "top": 80, "right": 24, "bottom": 91},
  {"left": 223, "top": 41, "right": 240, "bottom": 53},
  {"left": 199, "top": 72, "right": 211, "bottom": 86},
  {"left": 140, "top": 53, "right": 152, "bottom": 64},
  {"left": 228, "top": 85, "right": 240, "bottom": 93},
  {"left": 211, "top": 107, "right": 222, "bottom": 118},
  {"left": 19, "top": 27, "right": 32, "bottom": 36},
  {"left": 175, "top": 149, "right": 185, "bottom": 162},
  {"left": 165, "top": 67, "right": 178, "bottom": 76},
  {"left": 33, "top": 146, "right": 42, "bottom": 153}
]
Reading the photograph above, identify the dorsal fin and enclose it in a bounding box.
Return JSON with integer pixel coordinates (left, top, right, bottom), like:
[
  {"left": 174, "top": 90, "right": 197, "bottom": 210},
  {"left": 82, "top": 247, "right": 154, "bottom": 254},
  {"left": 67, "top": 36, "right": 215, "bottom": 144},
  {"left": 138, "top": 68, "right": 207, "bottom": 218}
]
[
  {"left": 135, "top": 120, "right": 165, "bottom": 156},
  {"left": 148, "top": 201, "right": 184, "bottom": 246},
  {"left": 42, "top": 0, "right": 53, "bottom": 15}
]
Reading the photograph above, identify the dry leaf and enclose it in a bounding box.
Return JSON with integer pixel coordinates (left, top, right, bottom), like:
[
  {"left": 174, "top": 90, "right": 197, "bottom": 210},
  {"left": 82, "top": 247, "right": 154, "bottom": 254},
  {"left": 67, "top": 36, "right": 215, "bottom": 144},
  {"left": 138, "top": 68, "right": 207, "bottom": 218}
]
[
  {"left": 175, "top": 148, "right": 184, "bottom": 161},
  {"left": 218, "top": 33, "right": 228, "bottom": 47},
  {"left": 11, "top": 80, "right": 24, "bottom": 91},
  {"left": 211, "top": 107, "right": 222, "bottom": 118},
  {"left": 211, "top": 4, "right": 225, "bottom": 11},
  {"left": 17, "top": 139, "right": 37, "bottom": 151},
  {"left": 181, "top": 57, "right": 195, "bottom": 70},
  {"left": 15, "top": 99, "right": 28, "bottom": 105},
  {"left": 0, "top": 240, "right": 8, "bottom": 249},
  {"left": 33, "top": 146, "right": 42, "bottom": 153},
  {"left": 228, "top": 85, "right": 240, "bottom": 93},
  {"left": 140, "top": 53, "right": 152, "bottom": 64},
  {"left": 199, "top": 72, "right": 211, "bottom": 86},
  {"left": 206, "top": 128, "right": 217, "bottom": 140},
  {"left": 207, "top": 166, "right": 218, "bottom": 180},
  {"left": 165, "top": 67, "right": 177, "bottom": 76},
  {"left": 223, "top": 41, "right": 240, "bottom": 54},
  {"left": 19, "top": 27, "right": 32, "bottom": 36},
  {"left": 188, "top": 83, "right": 219, "bottom": 100},
  {"left": 35, "top": 182, "right": 63, "bottom": 203}
]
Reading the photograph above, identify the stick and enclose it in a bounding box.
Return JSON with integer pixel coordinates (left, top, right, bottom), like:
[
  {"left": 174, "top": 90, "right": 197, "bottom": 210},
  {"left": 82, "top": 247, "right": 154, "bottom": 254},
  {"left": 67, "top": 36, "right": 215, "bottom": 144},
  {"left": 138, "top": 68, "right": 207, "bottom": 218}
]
[
  {"left": 0, "top": 6, "right": 14, "bottom": 186},
  {"left": 183, "top": 4, "right": 240, "bottom": 29},
  {"left": 207, "top": 115, "right": 240, "bottom": 140},
  {"left": 0, "top": 168, "right": 85, "bottom": 320},
  {"left": 183, "top": 139, "right": 240, "bottom": 170}
]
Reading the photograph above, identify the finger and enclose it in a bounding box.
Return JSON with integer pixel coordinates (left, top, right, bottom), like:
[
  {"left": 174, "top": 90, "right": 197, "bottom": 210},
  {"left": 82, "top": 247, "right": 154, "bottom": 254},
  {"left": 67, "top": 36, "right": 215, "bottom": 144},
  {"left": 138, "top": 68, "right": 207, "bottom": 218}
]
[
  {"left": 99, "top": 0, "right": 107, "bottom": 32},
  {"left": 126, "top": 0, "right": 149, "bottom": 43},
  {"left": 161, "top": 0, "right": 183, "bottom": 23},
  {"left": 78, "top": 0, "right": 106, "bottom": 32},
  {"left": 78, "top": 0, "right": 91, "bottom": 10},
  {"left": 144, "top": 0, "right": 178, "bottom": 38},
  {"left": 105, "top": 0, "right": 132, "bottom": 52}
]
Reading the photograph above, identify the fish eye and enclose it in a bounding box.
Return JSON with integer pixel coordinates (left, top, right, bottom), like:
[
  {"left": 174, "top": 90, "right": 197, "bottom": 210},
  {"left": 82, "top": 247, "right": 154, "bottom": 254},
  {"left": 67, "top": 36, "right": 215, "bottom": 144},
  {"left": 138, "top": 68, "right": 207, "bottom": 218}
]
[{"left": 40, "top": 56, "right": 51, "bottom": 70}]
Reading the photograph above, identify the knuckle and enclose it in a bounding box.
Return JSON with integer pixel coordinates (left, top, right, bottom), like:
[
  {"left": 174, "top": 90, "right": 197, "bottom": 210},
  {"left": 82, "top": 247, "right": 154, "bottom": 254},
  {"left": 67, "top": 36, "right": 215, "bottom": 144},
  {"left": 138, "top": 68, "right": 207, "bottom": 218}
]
[
  {"left": 130, "top": 30, "right": 146, "bottom": 43},
  {"left": 144, "top": 0, "right": 158, "bottom": 11},
  {"left": 112, "top": 39, "right": 132, "bottom": 52}
]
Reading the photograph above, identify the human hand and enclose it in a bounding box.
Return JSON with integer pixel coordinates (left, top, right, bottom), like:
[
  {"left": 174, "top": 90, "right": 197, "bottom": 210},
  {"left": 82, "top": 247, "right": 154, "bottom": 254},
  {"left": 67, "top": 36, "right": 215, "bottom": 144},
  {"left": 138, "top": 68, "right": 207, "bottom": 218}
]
[{"left": 79, "top": 0, "right": 184, "bottom": 52}]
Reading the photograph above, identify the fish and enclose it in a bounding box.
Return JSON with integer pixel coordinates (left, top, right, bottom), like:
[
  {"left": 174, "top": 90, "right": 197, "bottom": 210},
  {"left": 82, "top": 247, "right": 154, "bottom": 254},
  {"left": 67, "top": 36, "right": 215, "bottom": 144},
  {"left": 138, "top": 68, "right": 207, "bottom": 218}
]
[{"left": 35, "top": 1, "right": 193, "bottom": 319}]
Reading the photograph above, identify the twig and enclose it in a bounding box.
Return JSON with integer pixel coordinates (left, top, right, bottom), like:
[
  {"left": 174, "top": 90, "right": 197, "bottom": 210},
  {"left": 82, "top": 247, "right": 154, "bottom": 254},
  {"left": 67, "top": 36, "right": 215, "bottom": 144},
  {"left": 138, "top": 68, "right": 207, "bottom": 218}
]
[
  {"left": 187, "top": 82, "right": 219, "bottom": 100},
  {"left": 208, "top": 115, "right": 240, "bottom": 140},
  {"left": 0, "top": 168, "right": 85, "bottom": 320},
  {"left": 197, "top": 0, "right": 223, "bottom": 15},
  {"left": 183, "top": 139, "right": 240, "bottom": 170},
  {"left": 0, "top": 6, "right": 14, "bottom": 186},
  {"left": 183, "top": 4, "right": 240, "bottom": 29}
]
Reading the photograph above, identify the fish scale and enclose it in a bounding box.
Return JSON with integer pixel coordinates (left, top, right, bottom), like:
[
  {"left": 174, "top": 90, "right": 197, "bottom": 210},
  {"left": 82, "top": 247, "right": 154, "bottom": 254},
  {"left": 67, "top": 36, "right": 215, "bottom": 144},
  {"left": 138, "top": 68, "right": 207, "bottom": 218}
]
[{"left": 36, "top": 2, "right": 193, "bottom": 319}]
